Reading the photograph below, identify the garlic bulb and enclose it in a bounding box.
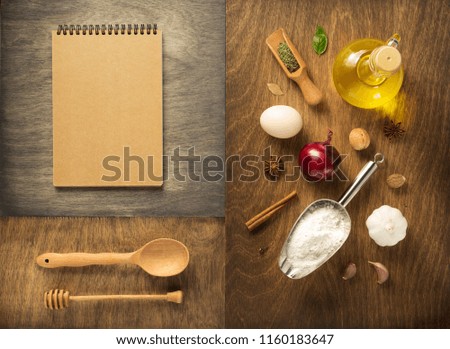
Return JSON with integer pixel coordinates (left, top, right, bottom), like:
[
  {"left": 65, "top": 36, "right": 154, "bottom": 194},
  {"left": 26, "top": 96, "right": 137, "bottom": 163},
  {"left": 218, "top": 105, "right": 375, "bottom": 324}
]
[{"left": 366, "top": 205, "right": 407, "bottom": 246}]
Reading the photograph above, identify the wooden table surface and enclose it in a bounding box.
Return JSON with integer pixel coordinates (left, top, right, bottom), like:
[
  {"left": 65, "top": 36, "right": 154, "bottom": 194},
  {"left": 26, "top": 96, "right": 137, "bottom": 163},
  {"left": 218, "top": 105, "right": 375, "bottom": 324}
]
[
  {"left": 226, "top": 0, "right": 449, "bottom": 328},
  {"left": 1, "top": 0, "right": 449, "bottom": 330},
  {"left": 0, "top": 217, "right": 224, "bottom": 328}
]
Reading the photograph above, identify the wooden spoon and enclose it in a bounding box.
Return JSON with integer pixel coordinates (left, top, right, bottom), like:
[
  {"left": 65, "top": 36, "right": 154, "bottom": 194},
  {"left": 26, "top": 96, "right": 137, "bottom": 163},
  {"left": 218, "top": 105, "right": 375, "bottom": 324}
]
[
  {"left": 36, "top": 238, "right": 189, "bottom": 277},
  {"left": 266, "top": 28, "right": 323, "bottom": 105}
]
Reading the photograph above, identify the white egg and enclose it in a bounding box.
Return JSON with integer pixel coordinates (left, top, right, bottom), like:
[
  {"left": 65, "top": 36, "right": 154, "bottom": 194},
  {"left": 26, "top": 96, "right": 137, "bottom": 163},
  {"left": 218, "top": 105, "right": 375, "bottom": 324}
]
[{"left": 260, "top": 105, "right": 303, "bottom": 139}]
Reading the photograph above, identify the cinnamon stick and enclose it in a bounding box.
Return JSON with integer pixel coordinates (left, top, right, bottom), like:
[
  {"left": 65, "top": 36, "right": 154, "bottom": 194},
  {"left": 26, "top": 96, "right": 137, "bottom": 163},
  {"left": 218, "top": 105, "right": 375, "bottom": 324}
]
[{"left": 245, "top": 190, "right": 297, "bottom": 231}]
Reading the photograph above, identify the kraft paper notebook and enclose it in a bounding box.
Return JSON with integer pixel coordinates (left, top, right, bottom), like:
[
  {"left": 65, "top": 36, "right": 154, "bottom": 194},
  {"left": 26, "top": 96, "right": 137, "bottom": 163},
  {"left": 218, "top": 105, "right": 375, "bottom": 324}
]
[{"left": 52, "top": 24, "right": 162, "bottom": 187}]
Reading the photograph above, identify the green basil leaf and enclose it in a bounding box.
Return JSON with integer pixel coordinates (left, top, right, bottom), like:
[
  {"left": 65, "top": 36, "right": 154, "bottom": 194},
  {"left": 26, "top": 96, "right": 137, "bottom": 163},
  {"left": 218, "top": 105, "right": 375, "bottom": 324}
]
[
  {"left": 315, "top": 25, "right": 326, "bottom": 36},
  {"left": 313, "top": 26, "right": 328, "bottom": 55}
]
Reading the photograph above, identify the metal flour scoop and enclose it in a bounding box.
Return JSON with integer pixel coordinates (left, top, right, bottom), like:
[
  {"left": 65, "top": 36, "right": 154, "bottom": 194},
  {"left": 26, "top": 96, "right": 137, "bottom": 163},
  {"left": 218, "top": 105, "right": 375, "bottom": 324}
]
[{"left": 279, "top": 153, "right": 384, "bottom": 279}]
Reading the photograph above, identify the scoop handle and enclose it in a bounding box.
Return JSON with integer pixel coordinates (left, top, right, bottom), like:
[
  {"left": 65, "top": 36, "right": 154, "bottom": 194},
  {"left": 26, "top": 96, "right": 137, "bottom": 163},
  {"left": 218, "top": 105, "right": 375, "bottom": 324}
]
[
  {"left": 338, "top": 153, "right": 384, "bottom": 208},
  {"left": 36, "top": 252, "right": 133, "bottom": 268},
  {"left": 291, "top": 73, "right": 323, "bottom": 105}
]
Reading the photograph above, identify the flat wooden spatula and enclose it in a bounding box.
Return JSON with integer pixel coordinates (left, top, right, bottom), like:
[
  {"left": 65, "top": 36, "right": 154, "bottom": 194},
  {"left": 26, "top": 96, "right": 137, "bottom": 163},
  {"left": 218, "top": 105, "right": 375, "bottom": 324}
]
[{"left": 266, "top": 28, "right": 323, "bottom": 105}]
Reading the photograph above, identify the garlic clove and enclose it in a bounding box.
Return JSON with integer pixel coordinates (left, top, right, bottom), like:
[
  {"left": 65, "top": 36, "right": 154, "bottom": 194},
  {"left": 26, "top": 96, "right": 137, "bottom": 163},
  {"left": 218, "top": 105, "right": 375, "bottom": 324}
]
[
  {"left": 342, "top": 262, "right": 356, "bottom": 280},
  {"left": 368, "top": 261, "right": 389, "bottom": 284}
]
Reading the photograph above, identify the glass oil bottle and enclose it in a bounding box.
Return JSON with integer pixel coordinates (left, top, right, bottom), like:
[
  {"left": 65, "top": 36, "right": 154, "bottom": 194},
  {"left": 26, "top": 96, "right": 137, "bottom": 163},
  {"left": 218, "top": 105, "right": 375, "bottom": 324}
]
[{"left": 333, "top": 34, "right": 403, "bottom": 109}]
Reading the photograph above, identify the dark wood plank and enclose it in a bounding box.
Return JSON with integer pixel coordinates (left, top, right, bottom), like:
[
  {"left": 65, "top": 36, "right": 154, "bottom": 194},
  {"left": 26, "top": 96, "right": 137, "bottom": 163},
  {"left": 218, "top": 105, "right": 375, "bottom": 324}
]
[
  {"left": 0, "top": 216, "right": 224, "bottom": 328},
  {"left": 226, "top": 0, "right": 449, "bottom": 328},
  {"left": 0, "top": 0, "right": 225, "bottom": 217}
]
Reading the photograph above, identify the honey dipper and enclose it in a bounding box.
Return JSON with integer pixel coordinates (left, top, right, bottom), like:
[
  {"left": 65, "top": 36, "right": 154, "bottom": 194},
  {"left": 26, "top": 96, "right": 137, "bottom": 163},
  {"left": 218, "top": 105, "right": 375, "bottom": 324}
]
[
  {"left": 44, "top": 289, "right": 183, "bottom": 309},
  {"left": 266, "top": 28, "right": 323, "bottom": 105}
]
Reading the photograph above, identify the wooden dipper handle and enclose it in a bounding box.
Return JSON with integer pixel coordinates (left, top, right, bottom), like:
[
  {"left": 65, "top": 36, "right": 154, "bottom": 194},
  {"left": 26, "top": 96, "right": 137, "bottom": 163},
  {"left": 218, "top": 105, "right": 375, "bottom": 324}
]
[{"left": 44, "top": 289, "right": 183, "bottom": 309}]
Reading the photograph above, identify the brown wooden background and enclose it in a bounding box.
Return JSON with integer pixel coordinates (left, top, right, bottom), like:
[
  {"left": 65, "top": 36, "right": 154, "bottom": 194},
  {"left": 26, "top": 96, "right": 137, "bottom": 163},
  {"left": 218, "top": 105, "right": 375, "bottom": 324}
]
[
  {"left": 226, "top": 0, "right": 449, "bottom": 328},
  {"left": 1, "top": 0, "right": 449, "bottom": 330},
  {"left": 0, "top": 217, "right": 224, "bottom": 328}
]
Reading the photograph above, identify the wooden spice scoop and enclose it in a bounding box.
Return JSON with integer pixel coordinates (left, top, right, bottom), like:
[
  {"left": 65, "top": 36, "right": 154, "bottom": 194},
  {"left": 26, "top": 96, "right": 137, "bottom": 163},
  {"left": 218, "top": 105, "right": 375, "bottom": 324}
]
[
  {"left": 245, "top": 190, "right": 298, "bottom": 231},
  {"left": 44, "top": 289, "right": 183, "bottom": 309},
  {"left": 266, "top": 28, "right": 323, "bottom": 105}
]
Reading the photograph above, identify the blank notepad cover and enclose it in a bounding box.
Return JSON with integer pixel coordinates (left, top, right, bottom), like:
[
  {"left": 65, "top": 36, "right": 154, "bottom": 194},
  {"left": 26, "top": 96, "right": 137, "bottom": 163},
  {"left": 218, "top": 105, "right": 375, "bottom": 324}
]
[{"left": 52, "top": 30, "right": 162, "bottom": 187}]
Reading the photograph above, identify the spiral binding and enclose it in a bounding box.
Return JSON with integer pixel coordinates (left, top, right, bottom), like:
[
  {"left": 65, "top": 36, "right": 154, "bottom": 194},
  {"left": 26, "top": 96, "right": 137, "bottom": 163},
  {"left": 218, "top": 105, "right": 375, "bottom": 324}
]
[{"left": 56, "top": 23, "right": 158, "bottom": 35}]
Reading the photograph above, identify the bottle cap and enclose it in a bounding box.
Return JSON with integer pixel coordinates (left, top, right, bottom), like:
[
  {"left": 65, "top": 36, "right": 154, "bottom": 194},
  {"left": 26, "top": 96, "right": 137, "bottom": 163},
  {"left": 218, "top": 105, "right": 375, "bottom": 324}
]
[{"left": 374, "top": 46, "right": 402, "bottom": 73}]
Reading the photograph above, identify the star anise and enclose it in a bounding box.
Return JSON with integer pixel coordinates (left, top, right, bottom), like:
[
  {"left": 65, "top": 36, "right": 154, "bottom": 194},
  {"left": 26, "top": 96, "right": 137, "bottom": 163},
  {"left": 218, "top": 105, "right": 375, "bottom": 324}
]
[
  {"left": 264, "top": 156, "right": 284, "bottom": 178},
  {"left": 383, "top": 118, "right": 406, "bottom": 140}
]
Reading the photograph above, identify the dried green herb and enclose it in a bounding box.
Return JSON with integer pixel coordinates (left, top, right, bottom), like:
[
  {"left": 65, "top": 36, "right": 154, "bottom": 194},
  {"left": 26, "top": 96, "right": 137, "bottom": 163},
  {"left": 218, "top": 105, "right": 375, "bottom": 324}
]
[
  {"left": 312, "top": 25, "right": 328, "bottom": 55},
  {"left": 278, "top": 42, "right": 300, "bottom": 73}
]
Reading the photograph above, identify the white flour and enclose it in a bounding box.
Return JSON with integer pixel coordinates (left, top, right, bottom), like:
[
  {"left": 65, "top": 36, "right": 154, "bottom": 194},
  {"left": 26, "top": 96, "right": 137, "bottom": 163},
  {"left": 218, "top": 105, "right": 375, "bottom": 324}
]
[{"left": 283, "top": 203, "right": 350, "bottom": 278}]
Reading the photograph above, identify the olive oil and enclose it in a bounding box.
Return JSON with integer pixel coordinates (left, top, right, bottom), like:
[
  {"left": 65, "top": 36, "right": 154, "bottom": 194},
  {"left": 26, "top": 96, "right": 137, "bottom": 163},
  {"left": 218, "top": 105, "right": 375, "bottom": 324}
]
[{"left": 333, "top": 34, "right": 403, "bottom": 109}]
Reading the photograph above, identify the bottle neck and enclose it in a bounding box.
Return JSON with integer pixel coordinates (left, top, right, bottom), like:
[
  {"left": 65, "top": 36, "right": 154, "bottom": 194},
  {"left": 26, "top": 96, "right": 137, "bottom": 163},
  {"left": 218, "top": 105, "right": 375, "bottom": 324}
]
[
  {"left": 357, "top": 37, "right": 402, "bottom": 87},
  {"left": 357, "top": 52, "right": 389, "bottom": 87}
]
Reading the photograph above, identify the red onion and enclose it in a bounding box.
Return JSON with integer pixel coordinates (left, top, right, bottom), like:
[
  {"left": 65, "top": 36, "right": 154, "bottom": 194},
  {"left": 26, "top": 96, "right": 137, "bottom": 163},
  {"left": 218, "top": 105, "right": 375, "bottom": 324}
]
[{"left": 298, "top": 130, "right": 341, "bottom": 182}]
